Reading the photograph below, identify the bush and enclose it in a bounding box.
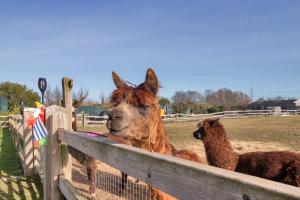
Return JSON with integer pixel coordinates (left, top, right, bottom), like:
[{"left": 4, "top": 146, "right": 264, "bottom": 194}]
[{"left": 207, "top": 106, "right": 224, "bottom": 113}]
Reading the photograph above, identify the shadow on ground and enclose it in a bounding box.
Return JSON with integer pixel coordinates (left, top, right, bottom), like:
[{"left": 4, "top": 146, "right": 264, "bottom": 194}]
[{"left": 0, "top": 128, "right": 43, "bottom": 200}]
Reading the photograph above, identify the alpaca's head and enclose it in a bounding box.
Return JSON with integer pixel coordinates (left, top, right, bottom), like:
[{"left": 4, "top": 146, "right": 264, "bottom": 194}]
[
  {"left": 193, "top": 118, "right": 221, "bottom": 140},
  {"left": 106, "top": 68, "right": 161, "bottom": 148}
]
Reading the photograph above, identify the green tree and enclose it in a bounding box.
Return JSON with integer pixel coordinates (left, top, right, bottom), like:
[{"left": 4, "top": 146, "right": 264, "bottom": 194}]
[
  {"left": 0, "top": 82, "right": 40, "bottom": 113},
  {"left": 159, "top": 97, "right": 170, "bottom": 106}
]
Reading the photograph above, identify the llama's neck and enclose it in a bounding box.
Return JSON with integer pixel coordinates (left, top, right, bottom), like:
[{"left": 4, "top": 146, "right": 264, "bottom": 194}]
[
  {"left": 203, "top": 127, "right": 238, "bottom": 170},
  {"left": 148, "top": 118, "right": 174, "bottom": 155}
]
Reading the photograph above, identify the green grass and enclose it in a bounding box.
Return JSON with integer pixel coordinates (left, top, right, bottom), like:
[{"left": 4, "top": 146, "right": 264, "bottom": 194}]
[
  {"left": 0, "top": 128, "right": 43, "bottom": 200},
  {"left": 79, "top": 116, "right": 300, "bottom": 151},
  {"left": 0, "top": 129, "right": 21, "bottom": 176}
]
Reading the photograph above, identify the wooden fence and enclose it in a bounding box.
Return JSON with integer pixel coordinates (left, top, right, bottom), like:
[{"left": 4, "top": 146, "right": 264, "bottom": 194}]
[
  {"left": 0, "top": 114, "right": 9, "bottom": 128},
  {"left": 76, "top": 113, "right": 107, "bottom": 127},
  {"left": 6, "top": 77, "right": 300, "bottom": 200},
  {"left": 7, "top": 111, "right": 35, "bottom": 176},
  {"left": 162, "top": 109, "right": 300, "bottom": 122}
]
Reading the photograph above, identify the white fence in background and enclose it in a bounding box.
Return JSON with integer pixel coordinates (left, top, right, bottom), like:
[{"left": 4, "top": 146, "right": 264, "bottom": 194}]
[{"left": 77, "top": 109, "right": 300, "bottom": 127}]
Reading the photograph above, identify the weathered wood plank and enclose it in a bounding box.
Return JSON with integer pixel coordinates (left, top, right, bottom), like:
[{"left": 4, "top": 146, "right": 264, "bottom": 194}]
[
  {"left": 59, "top": 176, "right": 85, "bottom": 200},
  {"left": 23, "top": 110, "right": 34, "bottom": 176},
  {"left": 61, "top": 77, "right": 73, "bottom": 181},
  {"left": 58, "top": 130, "right": 300, "bottom": 200},
  {"left": 44, "top": 114, "right": 63, "bottom": 200},
  {"left": 36, "top": 165, "right": 44, "bottom": 181},
  {"left": 8, "top": 111, "right": 34, "bottom": 176},
  {"left": 44, "top": 107, "right": 70, "bottom": 200},
  {"left": 62, "top": 77, "right": 73, "bottom": 130}
]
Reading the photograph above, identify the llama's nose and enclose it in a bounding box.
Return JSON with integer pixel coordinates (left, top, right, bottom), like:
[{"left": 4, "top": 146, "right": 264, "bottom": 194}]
[
  {"left": 106, "top": 109, "right": 129, "bottom": 135},
  {"left": 108, "top": 109, "right": 124, "bottom": 120},
  {"left": 193, "top": 130, "right": 201, "bottom": 140}
]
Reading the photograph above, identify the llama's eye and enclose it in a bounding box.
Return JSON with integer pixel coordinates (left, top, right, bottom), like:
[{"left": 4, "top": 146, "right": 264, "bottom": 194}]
[
  {"left": 137, "top": 105, "right": 150, "bottom": 115},
  {"left": 112, "top": 102, "right": 119, "bottom": 107}
]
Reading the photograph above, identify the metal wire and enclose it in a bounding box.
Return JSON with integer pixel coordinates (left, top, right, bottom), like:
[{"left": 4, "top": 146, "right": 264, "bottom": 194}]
[{"left": 96, "top": 165, "right": 150, "bottom": 200}]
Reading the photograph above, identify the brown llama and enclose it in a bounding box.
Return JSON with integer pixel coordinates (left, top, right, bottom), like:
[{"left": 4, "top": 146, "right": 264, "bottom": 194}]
[
  {"left": 193, "top": 118, "right": 300, "bottom": 187},
  {"left": 106, "top": 68, "right": 202, "bottom": 200},
  {"left": 69, "top": 101, "right": 129, "bottom": 200}
]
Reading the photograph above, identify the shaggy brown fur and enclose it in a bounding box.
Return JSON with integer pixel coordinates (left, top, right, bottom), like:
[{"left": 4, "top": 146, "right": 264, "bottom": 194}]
[
  {"left": 107, "top": 68, "right": 201, "bottom": 200},
  {"left": 193, "top": 118, "right": 300, "bottom": 187}
]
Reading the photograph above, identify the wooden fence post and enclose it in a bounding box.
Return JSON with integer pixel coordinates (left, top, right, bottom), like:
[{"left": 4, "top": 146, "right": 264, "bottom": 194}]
[
  {"left": 82, "top": 113, "right": 86, "bottom": 127},
  {"left": 22, "top": 110, "right": 34, "bottom": 176},
  {"left": 44, "top": 106, "right": 70, "bottom": 200},
  {"left": 62, "top": 77, "right": 73, "bottom": 130},
  {"left": 61, "top": 77, "right": 73, "bottom": 181}
]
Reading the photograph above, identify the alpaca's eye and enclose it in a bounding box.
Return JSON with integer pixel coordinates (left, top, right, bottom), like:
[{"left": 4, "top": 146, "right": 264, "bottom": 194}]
[
  {"left": 137, "top": 105, "right": 150, "bottom": 115},
  {"left": 112, "top": 102, "right": 120, "bottom": 107}
]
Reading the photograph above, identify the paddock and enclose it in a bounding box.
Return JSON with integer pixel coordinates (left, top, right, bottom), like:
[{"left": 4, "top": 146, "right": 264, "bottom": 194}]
[{"left": 4, "top": 77, "right": 300, "bottom": 200}]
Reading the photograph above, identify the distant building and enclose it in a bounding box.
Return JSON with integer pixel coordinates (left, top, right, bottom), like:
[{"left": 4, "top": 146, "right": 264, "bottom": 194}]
[
  {"left": 160, "top": 104, "right": 173, "bottom": 115},
  {"left": 76, "top": 105, "right": 106, "bottom": 116},
  {"left": 0, "top": 96, "right": 8, "bottom": 112},
  {"left": 247, "top": 99, "right": 300, "bottom": 110}
]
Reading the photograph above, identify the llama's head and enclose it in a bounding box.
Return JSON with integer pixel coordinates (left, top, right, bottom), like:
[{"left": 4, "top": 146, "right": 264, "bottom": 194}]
[
  {"left": 193, "top": 118, "right": 220, "bottom": 140},
  {"left": 106, "top": 68, "right": 161, "bottom": 147}
]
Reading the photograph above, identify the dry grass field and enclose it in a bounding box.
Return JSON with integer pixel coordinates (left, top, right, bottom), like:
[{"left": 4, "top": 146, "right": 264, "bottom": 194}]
[{"left": 79, "top": 116, "right": 300, "bottom": 161}]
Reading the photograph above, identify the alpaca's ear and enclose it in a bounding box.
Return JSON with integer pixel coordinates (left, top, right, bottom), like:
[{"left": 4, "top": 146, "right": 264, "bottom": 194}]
[
  {"left": 72, "top": 100, "right": 79, "bottom": 109},
  {"left": 112, "top": 71, "right": 127, "bottom": 88},
  {"left": 209, "top": 118, "right": 219, "bottom": 127},
  {"left": 144, "top": 68, "right": 159, "bottom": 96}
]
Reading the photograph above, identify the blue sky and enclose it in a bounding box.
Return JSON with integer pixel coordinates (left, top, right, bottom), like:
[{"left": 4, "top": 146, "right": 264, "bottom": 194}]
[{"left": 0, "top": 1, "right": 300, "bottom": 100}]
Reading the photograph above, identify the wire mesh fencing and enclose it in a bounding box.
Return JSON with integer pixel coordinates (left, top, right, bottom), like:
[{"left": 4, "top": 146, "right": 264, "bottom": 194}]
[
  {"left": 71, "top": 160, "right": 151, "bottom": 200},
  {"left": 95, "top": 163, "right": 151, "bottom": 200}
]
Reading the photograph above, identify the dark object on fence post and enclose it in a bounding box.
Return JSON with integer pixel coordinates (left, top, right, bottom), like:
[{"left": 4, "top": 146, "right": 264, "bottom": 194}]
[
  {"left": 20, "top": 101, "right": 24, "bottom": 115},
  {"left": 38, "top": 78, "right": 47, "bottom": 104}
]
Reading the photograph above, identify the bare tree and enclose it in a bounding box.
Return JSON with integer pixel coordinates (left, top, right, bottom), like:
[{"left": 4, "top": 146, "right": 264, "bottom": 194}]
[
  {"left": 172, "top": 88, "right": 251, "bottom": 113},
  {"left": 44, "top": 86, "right": 53, "bottom": 106},
  {"left": 44, "top": 86, "right": 62, "bottom": 106},
  {"left": 172, "top": 90, "right": 204, "bottom": 113},
  {"left": 205, "top": 88, "right": 251, "bottom": 110},
  {"left": 99, "top": 91, "right": 106, "bottom": 104},
  {"left": 172, "top": 91, "right": 188, "bottom": 113},
  {"left": 73, "top": 87, "right": 89, "bottom": 107},
  {"left": 53, "top": 86, "right": 62, "bottom": 105}
]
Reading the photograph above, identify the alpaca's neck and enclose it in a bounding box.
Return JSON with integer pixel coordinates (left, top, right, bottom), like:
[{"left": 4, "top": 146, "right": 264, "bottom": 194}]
[
  {"left": 149, "top": 118, "right": 174, "bottom": 155},
  {"left": 203, "top": 127, "right": 238, "bottom": 170}
]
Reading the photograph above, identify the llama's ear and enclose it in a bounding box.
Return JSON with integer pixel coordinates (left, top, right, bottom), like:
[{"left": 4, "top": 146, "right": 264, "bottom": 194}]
[
  {"left": 72, "top": 100, "right": 79, "bottom": 109},
  {"left": 112, "top": 71, "right": 127, "bottom": 89},
  {"left": 209, "top": 118, "right": 219, "bottom": 127},
  {"left": 144, "top": 68, "right": 159, "bottom": 96}
]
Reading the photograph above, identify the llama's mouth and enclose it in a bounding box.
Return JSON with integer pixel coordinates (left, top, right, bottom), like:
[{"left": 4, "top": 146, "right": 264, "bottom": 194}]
[
  {"left": 109, "top": 126, "right": 129, "bottom": 136},
  {"left": 106, "top": 118, "right": 129, "bottom": 136}
]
